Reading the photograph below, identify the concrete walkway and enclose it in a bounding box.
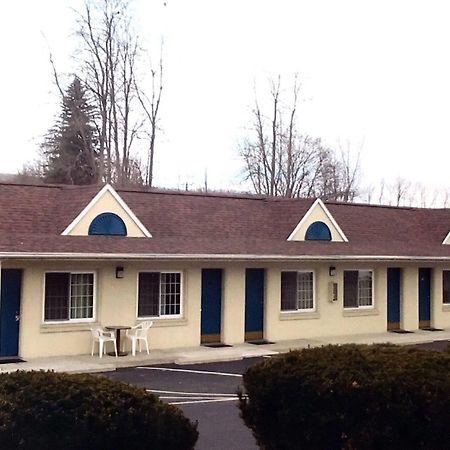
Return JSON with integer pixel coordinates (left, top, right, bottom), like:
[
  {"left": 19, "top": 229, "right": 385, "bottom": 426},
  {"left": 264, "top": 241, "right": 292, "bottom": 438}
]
[{"left": 0, "top": 329, "right": 449, "bottom": 375}]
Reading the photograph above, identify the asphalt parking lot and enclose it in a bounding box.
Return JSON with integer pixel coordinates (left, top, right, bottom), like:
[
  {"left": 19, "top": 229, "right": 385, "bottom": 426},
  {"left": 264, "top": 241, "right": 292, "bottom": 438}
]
[
  {"left": 100, "top": 340, "right": 449, "bottom": 450},
  {"left": 102, "top": 357, "right": 264, "bottom": 450}
]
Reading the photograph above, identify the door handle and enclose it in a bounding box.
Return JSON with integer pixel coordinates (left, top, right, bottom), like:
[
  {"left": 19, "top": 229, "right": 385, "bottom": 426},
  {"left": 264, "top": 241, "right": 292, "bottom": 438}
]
[{"left": 15, "top": 314, "right": 20, "bottom": 322}]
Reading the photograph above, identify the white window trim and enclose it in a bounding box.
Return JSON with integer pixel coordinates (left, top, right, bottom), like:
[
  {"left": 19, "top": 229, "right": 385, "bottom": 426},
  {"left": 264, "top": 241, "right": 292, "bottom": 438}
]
[
  {"left": 280, "top": 269, "right": 316, "bottom": 313},
  {"left": 42, "top": 270, "right": 97, "bottom": 324},
  {"left": 136, "top": 270, "right": 184, "bottom": 319},
  {"left": 343, "top": 269, "right": 375, "bottom": 310}
]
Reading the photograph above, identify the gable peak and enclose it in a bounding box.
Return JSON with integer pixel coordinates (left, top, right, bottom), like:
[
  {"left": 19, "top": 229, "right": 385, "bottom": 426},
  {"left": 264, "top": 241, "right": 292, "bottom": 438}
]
[
  {"left": 61, "top": 184, "right": 152, "bottom": 238},
  {"left": 287, "top": 198, "right": 348, "bottom": 242}
]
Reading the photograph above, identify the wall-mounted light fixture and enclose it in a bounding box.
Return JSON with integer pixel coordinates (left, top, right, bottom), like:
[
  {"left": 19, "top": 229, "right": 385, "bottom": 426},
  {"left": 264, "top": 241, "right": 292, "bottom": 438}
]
[
  {"left": 115, "top": 266, "right": 125, "bottom": 279},
  {"left": 329, "top": 266, "right": 336, "bottom": 277}
]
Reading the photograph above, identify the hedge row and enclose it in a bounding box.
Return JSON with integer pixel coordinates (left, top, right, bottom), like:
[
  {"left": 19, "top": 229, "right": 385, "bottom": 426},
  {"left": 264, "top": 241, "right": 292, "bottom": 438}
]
[
  {"left": 239, "top": 344, "right": 450, "bottom": 450},
  {"left": 0, "top": 371, "right": 198, "bottom": 450}
]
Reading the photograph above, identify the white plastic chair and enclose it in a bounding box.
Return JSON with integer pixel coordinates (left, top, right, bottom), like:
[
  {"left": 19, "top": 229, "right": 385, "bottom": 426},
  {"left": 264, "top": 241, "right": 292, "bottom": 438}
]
[
  {"left": 90, "top": 327, "right": 118, "bottom": 358},
  {"left": 125, "top": 321, "right": 153, "bottom": 356}
]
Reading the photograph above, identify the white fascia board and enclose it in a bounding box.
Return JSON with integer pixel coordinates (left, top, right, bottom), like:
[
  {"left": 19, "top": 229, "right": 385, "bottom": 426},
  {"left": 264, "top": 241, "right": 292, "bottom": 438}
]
[
  {"left": 442, "top": 230, "right": 450, "bottom": 245},
  {"left": 1, "top": 252, "right": 450, "bottom": 262},
  {"left": 61, "top": 184, "right": 152, "bottom": 237},
  {"left": 287, "top": 198, "right": 348, "bottom": 242},
  {"left": 286, "top": 198, "right": 319, "bottom": 241}
]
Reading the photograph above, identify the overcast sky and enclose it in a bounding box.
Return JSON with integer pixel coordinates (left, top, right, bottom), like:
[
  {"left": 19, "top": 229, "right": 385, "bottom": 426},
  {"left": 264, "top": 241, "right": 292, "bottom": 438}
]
[{"left": 1, "top": 0, "right": 449, "bottom": 196}]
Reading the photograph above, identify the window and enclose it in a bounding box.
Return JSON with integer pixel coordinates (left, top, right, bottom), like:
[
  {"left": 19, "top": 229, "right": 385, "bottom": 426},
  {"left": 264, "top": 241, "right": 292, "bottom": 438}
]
[
  {"left": 88, "top": 213, "right": 127, "bottom": 236},
  {"left": 138, "top": 272, "right": 182, "bottom": 318},
  {"left": 281, "top": 271, "right": 314, "bottom": 311},
  {"left": 44, "top": 272, "right": 95, "bottom": 321},
  {"left": 344, "top": 270, "right": 373, "bottom": 308},
  {"left": 305, "top": 221, "right": 332, "bottom": 241},
  {"left": 443, "top": 271, "right": 450, "bottom": 304}
]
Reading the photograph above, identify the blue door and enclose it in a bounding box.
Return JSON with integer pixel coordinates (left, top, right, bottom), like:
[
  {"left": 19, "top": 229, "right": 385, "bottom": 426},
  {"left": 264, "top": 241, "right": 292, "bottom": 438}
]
[
  {"left": 387, "top": 268, "right": 401, "bottom": 330},
  {"left": 418, "top": 268, "right": 431, "bottom": 328},
  {"left": 201, "top": 269, "right": 222, "bottom": 343},
  {"left": 245, "top": 269, "right": 265, "bottom": 340},
  {"left": 0, "top": 269, "right": 22, "bottom": 357}
]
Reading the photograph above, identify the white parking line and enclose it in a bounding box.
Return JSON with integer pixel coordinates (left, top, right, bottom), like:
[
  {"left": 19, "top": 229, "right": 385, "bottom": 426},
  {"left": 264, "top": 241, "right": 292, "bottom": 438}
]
[
  {"left": 146, "top": 389, "right": 237, "bottom": 397},
  {"left": 169, "top": 397, "right": 240, "bottom": 406},
  {"left": 138, "top": 367, "right": 242, "bottom": 377},
  {"left": 160, "top": 396, "right": 229, "bottom": 400}
]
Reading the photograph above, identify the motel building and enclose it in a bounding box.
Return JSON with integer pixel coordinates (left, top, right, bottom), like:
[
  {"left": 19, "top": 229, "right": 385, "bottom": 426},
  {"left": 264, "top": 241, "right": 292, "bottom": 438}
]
[{"left": 0, "top": 182, "right": 449, "bottom": 359}]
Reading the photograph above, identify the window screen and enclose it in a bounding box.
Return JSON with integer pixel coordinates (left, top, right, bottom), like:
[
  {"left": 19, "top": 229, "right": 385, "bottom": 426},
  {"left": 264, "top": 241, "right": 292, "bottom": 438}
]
[
  {"left": 281, "top": 272, "right": 297, "bottom": 311},
  {"left": 443, "top": 270, "right": 450, "bottom": 304},
  {"left": 344, "top": 270, "right": 373, "bottom": 308},
  {"left": 138, "top": 272, "right": 161, "bottom": 317},
  {"left": 45, "top": 272, "right": 70, "bottom": 320},
  {"left": 344, "top": 270, "right": 359, "bottom": 308},
  {"left": 281, "top": 271, "right": 314, "bottom": 311}
]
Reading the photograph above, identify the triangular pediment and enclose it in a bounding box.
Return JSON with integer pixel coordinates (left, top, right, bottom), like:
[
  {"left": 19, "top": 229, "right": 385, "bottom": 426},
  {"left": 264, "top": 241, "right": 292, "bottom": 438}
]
[
  {"left": 287, "top": 198, "right": 348, "bottom": 242},
  {"left": 62, "top": 184, "right": 151, "bottom": 238},
  {"left": 443, "top": 230, "right": 450, "bottom": 245}
]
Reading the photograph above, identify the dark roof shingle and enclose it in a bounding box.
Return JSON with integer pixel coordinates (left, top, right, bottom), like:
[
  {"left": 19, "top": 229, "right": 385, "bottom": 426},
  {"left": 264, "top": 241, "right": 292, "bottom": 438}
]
[{"left": 0, "top": 182, "right": 449, "bottom": 259}]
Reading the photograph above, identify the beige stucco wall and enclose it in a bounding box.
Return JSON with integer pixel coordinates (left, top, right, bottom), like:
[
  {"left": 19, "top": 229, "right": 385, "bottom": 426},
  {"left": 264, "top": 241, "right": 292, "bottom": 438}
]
[
  {"left": 265, "top": 262, "right": 387, "bottom": 341},
  {"left": 432, "top": 267, "right": 450, "bottom": 329},
  {"left": 222, "top": 267, "right": 246, "bottom": 344},
  {"left": 289, "top": 203, "right": 345, "bottom": 241},
  {"left": 11, "top": 261, "right": 201, "bottom": 358},
  {"left": 2, "top": 260, "right": 450, "bottom": 358},
  {"left": 68, "top": 190, "right": 147, "bottom": 237},
  {"left": 401, "top": 266, "right": 419, "bottom": 330},
  {"left": 398, "top": 265, "right": 450, "bottom": 330}
]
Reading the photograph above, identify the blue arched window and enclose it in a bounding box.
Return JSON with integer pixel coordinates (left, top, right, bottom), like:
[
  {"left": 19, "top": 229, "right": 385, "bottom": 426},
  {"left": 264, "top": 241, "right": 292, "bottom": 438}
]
[
  {"left": 305, "top": 221, "right": 332, "bottom": 241},
  {"left": 88, "top": 213, "right": 127, "bottom": 236}
]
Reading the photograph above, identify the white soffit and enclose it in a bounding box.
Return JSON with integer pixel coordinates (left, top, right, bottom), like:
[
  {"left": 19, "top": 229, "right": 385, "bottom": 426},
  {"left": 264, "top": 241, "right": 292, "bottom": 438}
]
[{"left": 61, "top": 184, "right": 152, "bottom": 237}]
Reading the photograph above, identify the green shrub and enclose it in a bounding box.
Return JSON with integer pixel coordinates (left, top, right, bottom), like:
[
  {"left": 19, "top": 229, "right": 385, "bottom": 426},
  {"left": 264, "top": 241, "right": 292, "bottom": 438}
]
[
  {"left": 239, "top": 344, "right": 450, "bottom": 450},
  {"left": 0, "top": 370, "right": 198, "bottom": 450}
]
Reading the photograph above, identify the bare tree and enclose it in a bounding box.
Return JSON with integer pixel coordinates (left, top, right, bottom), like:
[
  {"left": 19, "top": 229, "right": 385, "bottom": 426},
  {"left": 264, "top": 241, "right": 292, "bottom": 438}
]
[
  {"left": 377, "top": 178, "right": 386, "bottom": 205},
  {"left": 336, "top": 141, "right": 361, "bottom": 201},
  {"left": 389, "top": 177, "right": 410, "bottom": 206},
  {"left": 135, "top": 48, "right": 163, "bottom": 187},
  {"left": 61, "top": 0, "right": 163, "bottom": 187},
  {"left": 443, "top": 189, "right": 450, "bottom": 208},
  {"left": 240, "top": 76, "right": 360, "bottom": 200},
  {"left": 417, "top": 183, "right": 428, "bottom": 207},
  {"left": 362, "top": 184, "right": 375, "bottom": 204},
  {"left": 75, "top": 0, "right": 137, "bottom": 185},
  {"left": 362, "top": 177, "right": 450, "bottom": 208}
]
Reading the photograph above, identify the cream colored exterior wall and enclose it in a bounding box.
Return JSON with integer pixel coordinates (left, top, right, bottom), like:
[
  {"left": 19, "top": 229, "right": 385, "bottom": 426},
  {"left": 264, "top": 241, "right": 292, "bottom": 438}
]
[
  {"left": 222, "top": 268, "right": 246, "bottom": 344},
  {"left": 401, "top": 266, "right": 419, "bottom": 330},
  {"left": 8, "top": 260, "right": 201, "bottom": 358},
  {"left": 2, "top": 259, "right": 450, "bottom": 358},
  {"left": 432, "top": 267, "right": 450, "bottom": 329},
  {"left": 289, "top": 204, "right": 345, "bottom": 241},
  {"left": 265, "top": 263, "right": 450, "bottom": 339},
  {"left": 68, "top": 190, "right": 147, "bottom": 237},
  {"left": 397, "top": 265, "right": 450, "bottom": 330},
  {"left": 265, "top": 262, "right": 387, "bottom": 341}
]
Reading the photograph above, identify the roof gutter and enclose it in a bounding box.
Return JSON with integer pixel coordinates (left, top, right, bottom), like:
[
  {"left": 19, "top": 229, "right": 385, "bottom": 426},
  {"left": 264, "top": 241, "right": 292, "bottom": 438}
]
[{"left": 1, "top": 252, "right": 450, "bottom": 262}]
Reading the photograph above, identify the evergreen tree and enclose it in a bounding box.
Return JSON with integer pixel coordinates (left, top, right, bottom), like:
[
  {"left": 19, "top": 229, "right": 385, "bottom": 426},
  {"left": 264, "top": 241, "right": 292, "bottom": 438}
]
[{"left": 42, "top": 77, "right": 99, "bottom": 184}]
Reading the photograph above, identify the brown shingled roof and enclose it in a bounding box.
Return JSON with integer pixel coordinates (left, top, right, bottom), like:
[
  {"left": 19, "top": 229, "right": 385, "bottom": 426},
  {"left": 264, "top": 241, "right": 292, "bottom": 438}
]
[{"left": 1, "top": 182, "right": 450, "bottom": 260}]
